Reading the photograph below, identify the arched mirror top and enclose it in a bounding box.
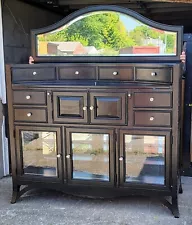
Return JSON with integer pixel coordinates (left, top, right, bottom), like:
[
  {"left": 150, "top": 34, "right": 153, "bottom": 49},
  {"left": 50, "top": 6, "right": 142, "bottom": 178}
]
[{"left": 31, "top": 5, "right": 183, "bottom": 63}]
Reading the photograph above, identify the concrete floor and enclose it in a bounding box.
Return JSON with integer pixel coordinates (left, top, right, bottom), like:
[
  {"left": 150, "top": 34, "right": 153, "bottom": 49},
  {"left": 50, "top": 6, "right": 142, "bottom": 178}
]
[{"left": 0, "top": 177, "right": 192, "bottom": 225}]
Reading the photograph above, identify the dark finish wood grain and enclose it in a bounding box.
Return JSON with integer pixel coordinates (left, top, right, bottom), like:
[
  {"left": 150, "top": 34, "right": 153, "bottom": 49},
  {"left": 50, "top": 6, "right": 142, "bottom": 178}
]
[
  {"left": 12, "top": 68, "right": 56, "bottom": 82},
  {"left": 53, "top": 92, "right": 88, "bottom": 123},
  {"left": 134, "top": 111, "right": 171, "bottom": 127},
  {"left": 59, "top": 66, "right": 96, "bottom": 80},
  {"left": 98, "top": 66, "right": 134, "bottom": 80},
  {"left": 133, "top": 92, "right": 172, "bottom": 108},
  {"left": 135, "top": 67, "right": 172, "bottom": 83},
  {"left": 14, "top": 108, "right": 47, "bottom": 123},
  {"left": 13, "top": 90, "right": 46, "bottom": 105}
]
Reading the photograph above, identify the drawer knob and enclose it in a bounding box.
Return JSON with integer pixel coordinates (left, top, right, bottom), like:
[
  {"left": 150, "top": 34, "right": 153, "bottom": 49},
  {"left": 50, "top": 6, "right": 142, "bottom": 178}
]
[
  {"left": 33, "top": 71, "right": 37, "bottom": 76},
  {"left": 151, "top": 72, "right": 157, "bottom": 76},
  {"left": 128, "top": 93, "right": 132, "bottom": 98},
  {"left": 75, "top": 71, "right": 79, "bottom": 75},
  {"left": 66, "top": 155, "right": 70, "bottom": 159},
  {"left": 150, "top": 97, "right": 154, "bottom": 102},
  {"left": 26, "top": 95, "right": 31, "bottom": 100},
  {"left": 113, "top": 71, "right": 118, "bottom": 76},
  {"left": 119, "top": 157, "right": 123, "bottom": 161},
  {"left": 90, "top": 106, "right": 94, "bottom": 111},
  {"left": 57, "top": 154, "right": 62, "bottom": 158},
  {"left": 27, "top": 112, "right": 32, "bottom": 117},
  {"left": 83, "top": 106, "right": 87, "bottom": 111},
  {"left": 150, "top": 116, "right": 154, "bottom": 121}
]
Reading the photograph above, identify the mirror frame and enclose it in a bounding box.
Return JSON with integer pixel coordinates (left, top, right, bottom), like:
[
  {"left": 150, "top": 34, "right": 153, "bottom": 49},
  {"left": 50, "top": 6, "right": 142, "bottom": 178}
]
[{"left": 31, "top": 5, "right": 183, "bottom": 63}]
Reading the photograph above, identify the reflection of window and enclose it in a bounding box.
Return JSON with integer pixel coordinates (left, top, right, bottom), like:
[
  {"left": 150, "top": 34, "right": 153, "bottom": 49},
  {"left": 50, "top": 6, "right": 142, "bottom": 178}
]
[{"left": 37, "top": 11, "right": 177, "bottom": 57}]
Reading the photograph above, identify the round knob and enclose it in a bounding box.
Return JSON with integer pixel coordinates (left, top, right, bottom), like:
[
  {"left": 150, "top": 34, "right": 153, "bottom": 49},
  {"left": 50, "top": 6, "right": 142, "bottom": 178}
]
[
  {"left": 33, "top": 71, "right": 37, "bottom": 76},
  {"left": 119, "top": 157, "right": 123, "bottom": 161},
  {"left": 150, "top": 97, "right": 154, "bottom": 102},
  {"left": 27, "top": 112, "right": 32, "bottom": 117},
  {"left": 26, "top": 95, "right": 31, "bottom": 100},
  {"left": 90, "top": 106, "right": 94, "bottom": 111},
  {"left": 128, "top": 93, "right": 131, "bottom": 97},
  {"left": 113, "top": 71, "right": 118, "bottom": 76},
  {"left": 83, "top": 106, "right": 87, "bottom": 111},
  {"left": 66, "top": 155, "right": 70, "bottom": 159},
  {"left": 57, "top": 154, "right": 62, "bottom": 158},
  {"left": 47, "top": 92, "right": 51, "bottom": 96},
  {"left": 151, "top": 72, "right": 157, "bottom": 76},
  {"left": 75, "top": 71, "right": 79, "bottom": 75},
  {"left": 150, "top": 117, "right": 154, "bottom": 121}
]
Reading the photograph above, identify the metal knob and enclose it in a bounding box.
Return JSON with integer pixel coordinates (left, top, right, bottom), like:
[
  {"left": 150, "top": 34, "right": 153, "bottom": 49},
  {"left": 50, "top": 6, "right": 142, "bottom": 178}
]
[
  {"left": 150, "top": 97, "right": 154, "bottom": 102},
  {"left": 119, "top": 157, "right": 123, "bottom": 161},
  {"left": 150, "top": 117, "right": 154, "bottom": 121},
  {"left": 33, "top": 71, "right": 37, "bottom": 76},
  {"left": 57, "top": 154, "right": 62, "bottom": 158},
  {"left": 113, "top": 71, "right": 118, "bottom": 76},
  {"left": 128, "top": 93, "right": 131, "bottom": 98},
  {"left": 66, "top": 155, "right": 70, "bottom": 159},
  {"left": 83, "top": 106, "right": 87, "bottom": 111},
  {"left": 151, "top": 72, "right": 156, "bottom": 76},
  {"left": 90, "top": 106, "right": 94, "bottom": 111},
  {"left": 27, "top": 112, "right": 32, "bottom": 117},
  {"left": 26, "top": 95, "right": 31, "bottom": 100},
  {"left": 47, "top": 92, "right": 51, "bottom": 96},
  {"left": 75, "top": 71, "right": 79, "bottom": 75}
]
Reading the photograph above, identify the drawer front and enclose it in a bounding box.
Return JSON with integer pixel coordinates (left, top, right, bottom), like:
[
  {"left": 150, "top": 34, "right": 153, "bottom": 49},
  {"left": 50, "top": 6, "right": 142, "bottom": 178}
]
[
  {"left": 13, "top": 91, "right": 46, "bottom": 105},
  {"left": 133, "top": 92, "right": 172, "bottom": 108},
  {"left": 59, "top": 67, "right": 96, "bottom": 79},
  {"left": 14, "top": 108, "right": 47, "bottom": 123},
  {"left": 12, "top": 68, "right": 55, "bottom": 82},
  {"left": 134, "top": 111, "right": 171, "bottom": 127},
  {"left": 135, "top": 67, "right": 172, "bottom": 83},
  {"left": 99, "top": 67, "right": 133, "bottom": 80}
]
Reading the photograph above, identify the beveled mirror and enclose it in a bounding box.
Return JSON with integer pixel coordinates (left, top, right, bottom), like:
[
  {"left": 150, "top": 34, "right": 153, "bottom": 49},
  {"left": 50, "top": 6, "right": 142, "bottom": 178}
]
[{"left": 31, "top": 5, "right": 183, "bottom": 62}]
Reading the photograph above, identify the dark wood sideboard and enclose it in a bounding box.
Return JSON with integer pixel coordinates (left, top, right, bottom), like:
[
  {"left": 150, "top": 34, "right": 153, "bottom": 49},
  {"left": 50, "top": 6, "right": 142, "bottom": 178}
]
[{"left": 5, "top": 5, "right": 183, "bottom": 218}]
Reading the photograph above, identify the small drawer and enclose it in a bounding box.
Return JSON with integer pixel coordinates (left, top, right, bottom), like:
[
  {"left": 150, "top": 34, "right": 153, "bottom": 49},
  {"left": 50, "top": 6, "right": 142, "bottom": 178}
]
[
  {"left": 135, "top": 67, "right": 172, "bottom": 83},
  {"left": 134, "top": 111, "right": 171, "bottom": 127},
  {"left": 13, "top": 91, "right": 46, "bottom": 105},
  {"left": 12, "top": 68, "right": 55, "bottom": 82},
  {"left": 99, "top": 67, "right": 133, "bottom": 80},
  {"left": 14, "top": 108, "right": 47, "bottom": 123},
  {"left": 59, "top": 66, "right": 96, "bottom": 79},
  {"left": 133, "top": 92, "right": 172, "bottom": 108}
]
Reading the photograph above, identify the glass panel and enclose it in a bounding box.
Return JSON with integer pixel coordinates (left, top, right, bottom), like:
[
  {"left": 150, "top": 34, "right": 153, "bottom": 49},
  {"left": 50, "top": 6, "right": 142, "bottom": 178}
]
[
  {"left": 124, "top": 135, "right": 165, "bottom": 185},
  {"left": 37, "top": 11, "right": 177, "bottom": 57},
  {"left": 71, "top": 133, "right": 109, "bottom": 181},
  {"left": 21, "top": 131, "right": 57, "bottom": 177}
]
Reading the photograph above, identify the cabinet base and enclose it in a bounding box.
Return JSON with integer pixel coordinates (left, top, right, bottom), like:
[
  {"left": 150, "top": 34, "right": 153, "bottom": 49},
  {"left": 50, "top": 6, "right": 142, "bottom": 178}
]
[{"left": 11, "top": 182, "right": 182, "bottom": 218}]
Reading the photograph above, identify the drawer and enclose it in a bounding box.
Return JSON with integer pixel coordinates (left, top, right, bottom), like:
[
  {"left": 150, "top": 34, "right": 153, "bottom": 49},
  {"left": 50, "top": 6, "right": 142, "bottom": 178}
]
[
  {"left": 134, "top": 111, "right": 171, "bottom": 127},
  {"left": 59, "top": 66, "right": 96, "bottom": 79},
  {"left": 14, "top": 108, "right": 47, "bottom": 123},
  {"left": 135, "top": 67, "right": 172, "bottom": 83},
  {"left": 99, "top": 67, "right": 133, "bottom": 80},
  {"left": 13, "top": 91, "right": 46, "bottom": 105},
  {"left": 133, "top": 92, "right": 172, "bottom": 108},
  {"left": 12, "top": 68, "right": 56, "bottom": 82}
]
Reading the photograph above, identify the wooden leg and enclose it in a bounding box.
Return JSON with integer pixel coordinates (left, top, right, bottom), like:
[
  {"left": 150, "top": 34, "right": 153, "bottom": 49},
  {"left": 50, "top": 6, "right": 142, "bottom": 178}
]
[
  {"left": 179, "top": 176, "right": 183, "bottom": 194},
  {"left": 172, "top": 196, "right": 180, "bottom": 218},
  {"left": 11, "top": 184, "right": 20, "bottom": 204}
]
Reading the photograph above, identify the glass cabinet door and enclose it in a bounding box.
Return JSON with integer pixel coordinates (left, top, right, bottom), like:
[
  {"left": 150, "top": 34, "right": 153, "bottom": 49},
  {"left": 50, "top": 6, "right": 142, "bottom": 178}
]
[
  {"left": 16, "top": 126, "right": 62, "bottom": 181},
  {"left": 66, "top": 128, "right": 115, "bottom": 185},
  {"left": 119, "top": 130, "right": 170, "bottom": 187}
]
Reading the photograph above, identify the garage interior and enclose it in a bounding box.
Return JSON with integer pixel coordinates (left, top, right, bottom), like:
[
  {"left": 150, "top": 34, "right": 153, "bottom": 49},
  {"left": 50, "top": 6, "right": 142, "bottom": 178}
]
[{"left": 2, "top": 0, "right": 192, "bottom": 176}]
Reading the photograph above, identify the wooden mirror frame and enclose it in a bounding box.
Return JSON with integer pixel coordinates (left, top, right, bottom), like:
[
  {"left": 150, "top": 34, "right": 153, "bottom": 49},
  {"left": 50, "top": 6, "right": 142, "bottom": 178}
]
[{"left": 31, "top": 5, "right": 183, "bottom": 63}]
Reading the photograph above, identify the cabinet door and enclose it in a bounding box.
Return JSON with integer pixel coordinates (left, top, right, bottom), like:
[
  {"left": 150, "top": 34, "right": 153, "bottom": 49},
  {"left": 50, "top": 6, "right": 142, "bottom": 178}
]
[
  {"left": 66, "top": 128, "right": 115, "bottom": 186},
  {"left": 119, "top": 130, "right": 170, "bottom": 189},
  {"left": 15, "top": 126, "right": 62, "bottom": 182},
  {"left": 53, "top": 92, "right": 88, "bottom": 123},
  {"left": 90, "top": 92, "right": 126, "bottom": 125}
]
